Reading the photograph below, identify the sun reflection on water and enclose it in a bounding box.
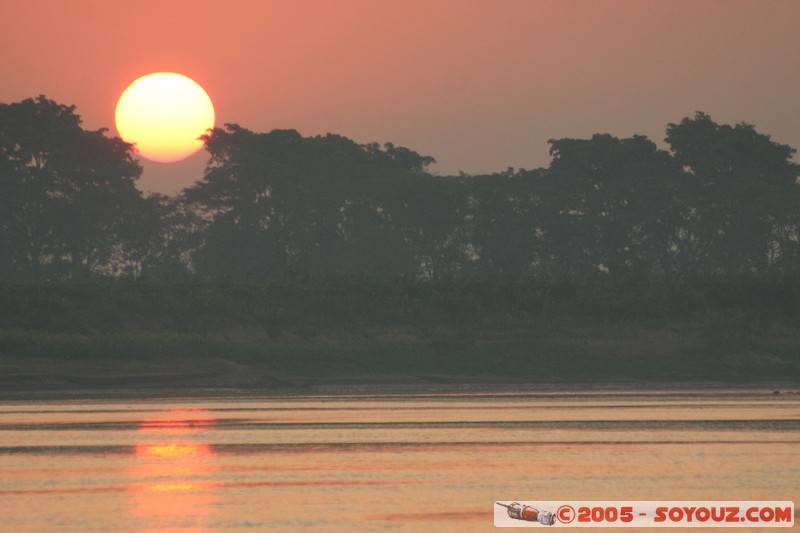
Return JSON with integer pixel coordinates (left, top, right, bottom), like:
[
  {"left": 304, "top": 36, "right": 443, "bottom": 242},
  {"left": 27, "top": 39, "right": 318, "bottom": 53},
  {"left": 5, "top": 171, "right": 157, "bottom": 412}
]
[
  {"left": 129, "top": 411, "right": 219, "bottom": 531},
  {"left": 139, "top": 443, "right": 213, "bottom": 459}
]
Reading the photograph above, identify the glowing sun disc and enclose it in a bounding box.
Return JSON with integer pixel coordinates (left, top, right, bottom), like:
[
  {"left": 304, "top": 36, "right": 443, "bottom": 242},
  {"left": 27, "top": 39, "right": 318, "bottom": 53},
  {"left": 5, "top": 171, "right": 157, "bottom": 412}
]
[{"left": 115, "top": 72, "right": 215, "bottom": 163}]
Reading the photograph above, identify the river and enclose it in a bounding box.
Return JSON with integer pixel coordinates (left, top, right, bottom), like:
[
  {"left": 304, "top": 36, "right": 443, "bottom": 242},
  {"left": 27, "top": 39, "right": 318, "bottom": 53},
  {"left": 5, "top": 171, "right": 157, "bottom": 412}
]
[{"left": 0, "top": 389, "right": 797, "bottom": 531}]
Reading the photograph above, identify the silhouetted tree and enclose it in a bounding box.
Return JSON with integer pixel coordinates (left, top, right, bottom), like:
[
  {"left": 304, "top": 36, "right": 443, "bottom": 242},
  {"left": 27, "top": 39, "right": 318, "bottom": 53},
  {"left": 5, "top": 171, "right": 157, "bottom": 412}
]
[
  {"left": 186, "top": 124, "right": 434, "bottom": 278},
  {"left": 398, "top": 174, "right": 472, "bottom": 279},
  {"left": 540, "top": 134, "right": 685, "bottom": 275},
  {"left": 666, "top": 112, "right": 800, "bottom": 272},
  {"left": 0, "top": 96, "right": 144, "bottom": 278},
  {"left": 5, "top": 97, "right": 799, "bottom": 281},
  {"left": 120, "top": 194, "right": 201, "bottom": 278},
  {"left": 467, "top": 168, "right": 546, "bottom": 276}
]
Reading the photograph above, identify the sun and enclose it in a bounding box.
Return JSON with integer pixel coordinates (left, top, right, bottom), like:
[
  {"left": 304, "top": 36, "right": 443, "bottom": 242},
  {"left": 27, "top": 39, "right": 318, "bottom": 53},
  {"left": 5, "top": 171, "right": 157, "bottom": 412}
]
[{"left": 115, "top": 72, "right": 215, "bottom": 163}]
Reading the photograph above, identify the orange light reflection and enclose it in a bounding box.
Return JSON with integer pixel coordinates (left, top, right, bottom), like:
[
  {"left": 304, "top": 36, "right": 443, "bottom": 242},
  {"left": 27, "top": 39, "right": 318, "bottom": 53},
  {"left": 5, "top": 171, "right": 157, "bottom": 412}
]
[
  {"left": 137, "top": 443, "right": 214, "bottom": 459},
  {"left": 128, "top": 411, "right": 219, "bottom": 531}
]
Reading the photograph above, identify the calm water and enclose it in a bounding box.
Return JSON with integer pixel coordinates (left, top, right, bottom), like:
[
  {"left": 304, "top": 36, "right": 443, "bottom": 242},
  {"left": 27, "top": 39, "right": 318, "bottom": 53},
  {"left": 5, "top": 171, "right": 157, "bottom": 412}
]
[{"left": 0, "top": 389, "right": 797, "bottom": 532}]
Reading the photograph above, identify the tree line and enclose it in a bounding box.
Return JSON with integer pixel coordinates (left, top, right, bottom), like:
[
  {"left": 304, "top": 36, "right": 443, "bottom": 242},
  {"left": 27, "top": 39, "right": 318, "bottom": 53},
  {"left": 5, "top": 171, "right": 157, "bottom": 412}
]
[{"left": 1, "top": 95, "right": 799, "bottom": 280}]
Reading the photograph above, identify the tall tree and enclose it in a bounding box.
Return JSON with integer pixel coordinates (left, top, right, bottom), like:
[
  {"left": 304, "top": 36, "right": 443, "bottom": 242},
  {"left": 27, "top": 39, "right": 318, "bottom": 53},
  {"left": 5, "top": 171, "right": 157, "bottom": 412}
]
[
  {"left": 666, "top": 112, "right": 800, "bottom": 272},
  {"left": 541, "top": 134, "right": 685, "bottom": 275},
  {"left": 467, "top": 168, "right": 545, "bottom": 276},
  {"left": 186, "top": 124, "right": 433, "bottom": 278},
  {"left": 396, "top": 174, "right": 471, "bottom": 279},
  {"left": 0, "top": 96, "right": 144, "bottom": 277},
  {"left": 119, "top": 193, "right": 201, "bottom": 278}
]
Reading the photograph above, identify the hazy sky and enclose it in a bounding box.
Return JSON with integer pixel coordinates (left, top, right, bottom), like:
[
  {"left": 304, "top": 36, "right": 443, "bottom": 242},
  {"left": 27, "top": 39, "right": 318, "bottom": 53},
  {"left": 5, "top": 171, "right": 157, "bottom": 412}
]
[{"left": 2, "top": 0, "right": 799, "bottom": 194}]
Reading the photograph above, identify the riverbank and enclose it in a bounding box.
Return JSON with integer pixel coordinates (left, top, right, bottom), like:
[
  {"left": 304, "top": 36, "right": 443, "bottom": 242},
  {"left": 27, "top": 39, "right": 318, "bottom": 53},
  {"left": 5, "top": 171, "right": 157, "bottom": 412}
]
[
  {"left": 2, "top": 276, "right": 799, "bottom": 393},
  {"left": 1, "top": 345, "right": 798, "bottom": 401},
  {"left": 1, "top": 323, "right": 798, "bottom": 394}
]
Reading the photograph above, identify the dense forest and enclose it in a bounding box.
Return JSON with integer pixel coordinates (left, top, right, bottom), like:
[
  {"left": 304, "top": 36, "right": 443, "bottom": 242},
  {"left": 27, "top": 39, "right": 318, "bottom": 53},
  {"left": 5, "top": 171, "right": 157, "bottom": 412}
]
[{"left": 2, "top": 95, "right": 799, "bottom": 281}]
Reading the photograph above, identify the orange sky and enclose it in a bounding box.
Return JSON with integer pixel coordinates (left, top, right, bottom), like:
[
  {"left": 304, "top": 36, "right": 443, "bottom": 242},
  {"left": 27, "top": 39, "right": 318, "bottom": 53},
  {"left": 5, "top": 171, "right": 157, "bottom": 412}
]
[{"left": 2, "top": 0, "right": 799, "bottom": 194}]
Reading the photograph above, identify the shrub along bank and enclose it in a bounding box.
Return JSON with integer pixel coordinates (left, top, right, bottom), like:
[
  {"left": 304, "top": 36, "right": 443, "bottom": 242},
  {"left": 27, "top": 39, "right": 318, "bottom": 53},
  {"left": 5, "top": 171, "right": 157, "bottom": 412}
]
[{"left": 1, "top": 274, "right": 799, "bottom": 390}]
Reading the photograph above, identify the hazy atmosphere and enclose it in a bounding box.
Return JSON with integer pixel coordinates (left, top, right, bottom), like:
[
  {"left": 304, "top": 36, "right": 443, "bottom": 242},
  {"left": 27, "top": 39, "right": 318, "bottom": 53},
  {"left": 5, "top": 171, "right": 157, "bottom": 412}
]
[
  {"left": 3, "top": 0, "right": 799, "bottom": 193},
  {"left": 1, "top": 2, "right": 798, "bottom": 531}
]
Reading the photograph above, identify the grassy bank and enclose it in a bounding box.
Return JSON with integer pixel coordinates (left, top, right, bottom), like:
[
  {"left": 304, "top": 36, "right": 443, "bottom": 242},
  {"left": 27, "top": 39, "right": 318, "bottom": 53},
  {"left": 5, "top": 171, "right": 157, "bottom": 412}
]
[{"left": 1, "top": 274, "right": 799, "bottom": 390}]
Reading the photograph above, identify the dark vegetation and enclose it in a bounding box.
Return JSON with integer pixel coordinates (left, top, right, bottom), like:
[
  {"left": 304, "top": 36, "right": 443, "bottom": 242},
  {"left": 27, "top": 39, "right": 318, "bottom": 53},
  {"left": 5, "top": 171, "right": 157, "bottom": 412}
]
[
  {"left": 3, "top": 96, "right": 800, "bottom": 280},
  {"left": 1, "top": 275, "right": 798, "bottom": 387},
  {"left": 1, "top": 96, "right": 799, "bottom": 387}
]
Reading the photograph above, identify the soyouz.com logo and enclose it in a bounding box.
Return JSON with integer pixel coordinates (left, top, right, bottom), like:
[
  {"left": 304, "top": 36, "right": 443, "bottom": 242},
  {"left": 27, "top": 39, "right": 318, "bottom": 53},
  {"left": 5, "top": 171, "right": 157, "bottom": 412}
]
[{"left": 494, "top": 501, "right": 794, "bottom": 527}]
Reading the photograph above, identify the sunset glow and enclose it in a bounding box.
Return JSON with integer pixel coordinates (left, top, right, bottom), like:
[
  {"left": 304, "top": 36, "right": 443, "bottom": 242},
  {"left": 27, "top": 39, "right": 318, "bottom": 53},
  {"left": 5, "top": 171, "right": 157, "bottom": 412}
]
[
  {"left": 130, "top": 416, "right": 219, "bottom": 526},
  {"left": 137, "top": 443, "right": 213, "bottom": 459},
  {"left": 115, "top": 72, "right": 215, "bottom": 163}
]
